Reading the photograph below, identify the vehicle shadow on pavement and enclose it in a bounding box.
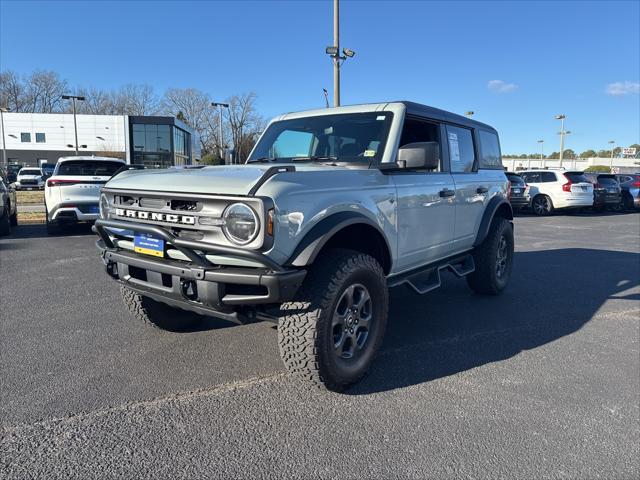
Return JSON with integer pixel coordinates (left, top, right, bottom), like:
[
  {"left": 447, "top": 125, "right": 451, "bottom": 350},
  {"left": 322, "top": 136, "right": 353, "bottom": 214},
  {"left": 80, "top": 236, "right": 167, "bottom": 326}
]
[
  {"left": 5, "top": 223, "right": 95, "bottom": 239},
  {"left": 347, "top": 248, "right": 639, "bottom": 395}
]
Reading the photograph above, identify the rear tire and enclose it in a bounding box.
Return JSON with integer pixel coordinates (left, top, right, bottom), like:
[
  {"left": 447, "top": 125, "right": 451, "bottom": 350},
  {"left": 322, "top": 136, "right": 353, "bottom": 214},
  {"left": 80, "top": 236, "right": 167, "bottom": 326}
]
[
  {"left": 623, "top": 193, "right": 635, "bottom": 212},
  {"left": 531, "top": 194, "right": 553, "bottom": 216},
  {"left": 120, "top": 286, "right": 204, "bottom": 332},
  {"left": 10, "top": 207, "right": 17, "bottom": 226},
  {"left": 466, "top": 217, "right": 514, "bottom": 295},
  {"left": 278, "top": 249, "right": 388, "bottom": 391},
  {"left": 45, "top": 206, "right": 60, "bottom": 235}
]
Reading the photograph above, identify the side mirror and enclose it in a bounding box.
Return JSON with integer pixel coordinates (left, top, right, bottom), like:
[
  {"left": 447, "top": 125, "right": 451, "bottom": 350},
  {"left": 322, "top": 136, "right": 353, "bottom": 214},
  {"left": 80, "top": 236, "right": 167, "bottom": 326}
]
[{"left": 397, "top": 142, "right": 440, "bottom": 170}]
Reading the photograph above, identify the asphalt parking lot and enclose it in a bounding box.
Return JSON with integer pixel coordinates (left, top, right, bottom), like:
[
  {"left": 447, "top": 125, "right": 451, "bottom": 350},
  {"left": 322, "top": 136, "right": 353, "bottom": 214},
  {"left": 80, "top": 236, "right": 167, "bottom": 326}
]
[{"left": 1, "top": 212, "right": 639, "bottom": 479}]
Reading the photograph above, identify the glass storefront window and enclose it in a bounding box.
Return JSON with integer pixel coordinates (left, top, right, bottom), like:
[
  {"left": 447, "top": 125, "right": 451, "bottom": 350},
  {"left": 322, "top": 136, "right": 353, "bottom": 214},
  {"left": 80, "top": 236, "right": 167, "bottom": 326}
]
[{"left": 131, "top": 122, "right": 192, "bottom": 167}]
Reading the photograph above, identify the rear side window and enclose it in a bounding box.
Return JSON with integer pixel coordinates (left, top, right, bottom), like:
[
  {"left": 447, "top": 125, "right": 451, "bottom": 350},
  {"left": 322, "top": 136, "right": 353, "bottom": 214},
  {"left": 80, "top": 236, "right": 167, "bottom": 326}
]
[
  {"left": 446, "top": 125, "right": 475, "bottom": 173},
  {"left": 564, "top": 172, "right": 590, "bottom": 183},
  {"left": 57, "top": 161, "right": 124, "bottom": 176},
  {"left": 520, "top": 172, "right": 540, "bottom": 183},
  {"left": 540, "top": 172, "right": 557, "bottom": 182},
  {"left": 478, "top": 131, "right": 503, "bottom": 169}
]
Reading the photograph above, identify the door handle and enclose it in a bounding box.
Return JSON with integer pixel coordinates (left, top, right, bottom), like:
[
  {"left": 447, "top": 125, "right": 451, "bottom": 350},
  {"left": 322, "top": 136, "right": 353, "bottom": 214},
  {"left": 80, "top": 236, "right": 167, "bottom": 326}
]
[
  {"left": 439, "top": 188, "right": 455, "bottom": 198},
  {"left": 476, "top": 187, "right": 488, "bottom": 194}
]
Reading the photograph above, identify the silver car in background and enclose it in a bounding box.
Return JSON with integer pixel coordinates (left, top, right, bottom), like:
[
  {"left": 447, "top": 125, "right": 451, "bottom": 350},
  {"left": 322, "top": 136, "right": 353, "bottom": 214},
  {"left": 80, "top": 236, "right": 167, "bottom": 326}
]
[{"left": 44, "top": 156, "right": 125, "bottom": 234}]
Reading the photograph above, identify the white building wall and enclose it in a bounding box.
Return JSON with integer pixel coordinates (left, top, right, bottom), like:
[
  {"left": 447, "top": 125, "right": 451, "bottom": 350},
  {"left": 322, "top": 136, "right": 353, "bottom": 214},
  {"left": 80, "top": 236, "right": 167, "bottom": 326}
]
[{"left": 1, "top": 113, "right": 126, "bottom": 153}]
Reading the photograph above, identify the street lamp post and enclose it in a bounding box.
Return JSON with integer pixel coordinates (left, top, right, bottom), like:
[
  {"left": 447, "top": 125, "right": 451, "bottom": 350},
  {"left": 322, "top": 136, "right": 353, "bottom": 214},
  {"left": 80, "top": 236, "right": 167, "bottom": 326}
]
[
  {"left": 537, "top": 139, "right": 544, "bottom": 168},
  {"left": 62, "top": 95, "right": 85, "bottom": 155},
  {"left": 325, "top": 0, "right": 355, "bottom": 107},
  {"left": 0, "top": 106, "right": 9, "bottom": 168},
  {"left": 608, "top": 140, "right": 616, "bottom": 168},
  {"left": 211, "top": 102, "right": 229, "bottom": 162},
  {"left": 555, "top": 114, "right": 566, "bottom": 168}
]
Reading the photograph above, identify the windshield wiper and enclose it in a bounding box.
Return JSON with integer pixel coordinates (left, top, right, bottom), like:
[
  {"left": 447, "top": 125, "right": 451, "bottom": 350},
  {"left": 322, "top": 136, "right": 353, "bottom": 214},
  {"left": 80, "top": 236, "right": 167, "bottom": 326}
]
[
  {"left": 246, "top": 157, "right": 280, "bottom": 164},
  {"left": 291, "top": 155, "right": 339, "bottom": 162}
]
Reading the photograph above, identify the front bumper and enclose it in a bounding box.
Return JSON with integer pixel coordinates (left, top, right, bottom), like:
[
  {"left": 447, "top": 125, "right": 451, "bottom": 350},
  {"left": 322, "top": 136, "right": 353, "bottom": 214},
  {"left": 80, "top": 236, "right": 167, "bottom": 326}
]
[{"left": 93, "top": 218, "right": 306, "bottom": 319}]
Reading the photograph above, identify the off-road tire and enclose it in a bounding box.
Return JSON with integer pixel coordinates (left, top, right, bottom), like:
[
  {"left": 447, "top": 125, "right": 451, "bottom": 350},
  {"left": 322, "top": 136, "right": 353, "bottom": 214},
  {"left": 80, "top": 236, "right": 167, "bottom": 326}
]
[
  {"left": 278, "top": 249, "right": 388, "bottom": 391},
  {"left": 466, "top": 217, "right": 514, "bottom": 295},
  {"left": 120, "top": 285, "right": 204, "bottom": 332},
  {"left": 531, "top": 194, "right": 553, "bottom": 216},
  {"left": 0, "top": 206, "right": 11, "bottom": 236}
]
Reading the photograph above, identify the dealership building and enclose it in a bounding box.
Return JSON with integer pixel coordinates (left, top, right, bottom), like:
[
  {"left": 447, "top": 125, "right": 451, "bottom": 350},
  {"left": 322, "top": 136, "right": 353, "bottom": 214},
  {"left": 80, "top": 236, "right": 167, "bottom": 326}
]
[{"left": 0, "top": 113, "right": 200, "bottom": 168}]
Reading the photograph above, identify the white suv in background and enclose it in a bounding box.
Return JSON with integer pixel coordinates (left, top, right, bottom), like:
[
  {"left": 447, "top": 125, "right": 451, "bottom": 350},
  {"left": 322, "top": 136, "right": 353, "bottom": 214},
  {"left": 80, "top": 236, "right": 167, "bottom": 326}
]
[
  {"left": 520, "top": 170, "right": 594, "bottom": 215},
  {"left": 44, "top": 156, "right": 125, "bottom": 234},
  {"left": 15, "top": 167, "right": 45, "bottom": 190}
]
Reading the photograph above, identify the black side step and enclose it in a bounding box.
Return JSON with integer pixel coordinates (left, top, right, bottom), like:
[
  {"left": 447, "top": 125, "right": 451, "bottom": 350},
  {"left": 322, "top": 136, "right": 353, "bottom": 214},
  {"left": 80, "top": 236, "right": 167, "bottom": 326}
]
[{"left": 388, "top": 254, "right": 475, "bottom": 295}]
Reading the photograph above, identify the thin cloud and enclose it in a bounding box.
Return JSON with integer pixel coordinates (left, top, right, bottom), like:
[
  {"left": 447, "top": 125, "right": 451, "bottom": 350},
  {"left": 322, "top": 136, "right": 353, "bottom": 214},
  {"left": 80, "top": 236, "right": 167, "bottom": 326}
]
[
  {"left": 605, "top": 81, "right": 640, "bottom": 96},
  {"left": 487, "top": 79, "right": 518, "bottom": 93}
]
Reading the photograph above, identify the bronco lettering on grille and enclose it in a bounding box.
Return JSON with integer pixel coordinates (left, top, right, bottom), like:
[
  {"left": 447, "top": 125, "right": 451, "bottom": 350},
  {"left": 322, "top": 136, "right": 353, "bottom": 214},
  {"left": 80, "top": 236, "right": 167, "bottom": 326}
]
[{"left": 114, "top": 208, "right": 196, "bottom": 225}]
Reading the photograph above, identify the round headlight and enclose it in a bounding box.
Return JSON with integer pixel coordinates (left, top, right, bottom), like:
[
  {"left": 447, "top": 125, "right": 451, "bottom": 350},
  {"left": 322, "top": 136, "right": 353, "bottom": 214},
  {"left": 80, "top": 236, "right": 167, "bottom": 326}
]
[
  {"left": 222, "top": 203, "right": 259, "bottom": 245},
  {"left": 99, "top": 193, "right": 110, "bottom": 219}
]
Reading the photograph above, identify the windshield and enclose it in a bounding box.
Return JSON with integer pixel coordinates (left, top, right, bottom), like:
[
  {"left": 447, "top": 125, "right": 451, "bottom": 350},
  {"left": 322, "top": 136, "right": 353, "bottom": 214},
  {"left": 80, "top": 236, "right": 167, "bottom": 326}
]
[
  {"left": 248, "top": 112, "right": 394, "bottom": 164},
  {"left": 57, "top": 160, "right": 124, "bottom": 176},
  {"left": 564, "top": 172, "right": 590, "bottom": 183},
  {"left": 20, "top": 169, "right": 42, "bottom": 176},
  {"left": 506, "top": 174, "right": 525, "bottom": 185},
  {"left": 597, "top": 175, "right": 617, "bottom": 185}
]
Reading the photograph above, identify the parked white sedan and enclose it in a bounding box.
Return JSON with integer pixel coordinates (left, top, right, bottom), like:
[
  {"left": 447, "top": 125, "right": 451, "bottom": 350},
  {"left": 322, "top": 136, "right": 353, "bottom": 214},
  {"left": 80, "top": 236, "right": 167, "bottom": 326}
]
[
  {"left": 520, "top": 170, "right": 594, "bottom": 215},
  {"left": 44, "top": 156, "right": 125, "bottom": 234}
]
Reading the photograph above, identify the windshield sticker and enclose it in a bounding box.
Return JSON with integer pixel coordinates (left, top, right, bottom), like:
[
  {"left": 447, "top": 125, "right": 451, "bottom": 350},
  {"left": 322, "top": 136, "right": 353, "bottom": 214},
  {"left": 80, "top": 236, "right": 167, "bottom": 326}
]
[
  {"left": 448, "top": 132, "right": 461, "bottom": 166},
  {"left": 364, "top": 150, "right": 376, "bottom": 157},
  {"left": 376, "top": 115, "right": 386, "bottom": 121}
]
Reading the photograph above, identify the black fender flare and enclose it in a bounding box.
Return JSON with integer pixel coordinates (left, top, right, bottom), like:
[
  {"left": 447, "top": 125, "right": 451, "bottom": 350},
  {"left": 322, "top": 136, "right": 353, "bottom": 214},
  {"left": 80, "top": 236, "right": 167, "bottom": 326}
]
[
  {"left": 473, "top": 196, "right": 513, "bottom": 247},
  {"left": 286, "top": 211, "right": 392, "bottom": 269}
]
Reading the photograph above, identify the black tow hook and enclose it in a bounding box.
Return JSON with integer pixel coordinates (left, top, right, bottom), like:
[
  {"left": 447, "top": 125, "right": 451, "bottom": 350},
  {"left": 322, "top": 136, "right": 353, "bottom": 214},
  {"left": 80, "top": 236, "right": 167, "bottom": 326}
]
[
  {"left": 181, "top": 280, "right": 198, "bottom": 301},
  {"left": 106, "top": 261, "right": 119, "bottom": 279}
]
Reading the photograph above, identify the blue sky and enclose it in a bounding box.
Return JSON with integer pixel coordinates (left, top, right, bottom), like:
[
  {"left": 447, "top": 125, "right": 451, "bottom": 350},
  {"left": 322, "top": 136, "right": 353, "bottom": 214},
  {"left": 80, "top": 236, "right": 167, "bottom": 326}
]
[{"left": 1, "top": 0, "right": 638, "bottom": 154}]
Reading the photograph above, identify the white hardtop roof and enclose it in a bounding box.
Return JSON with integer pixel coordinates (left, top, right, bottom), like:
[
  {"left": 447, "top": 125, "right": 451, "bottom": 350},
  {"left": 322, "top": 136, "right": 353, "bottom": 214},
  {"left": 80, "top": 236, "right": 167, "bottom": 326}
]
[
  {"left": 276, "top": 102, "right": 405, "bottom": 121},
  {"left": 57, "top": 155, "right": 125, "bottom": 163}
]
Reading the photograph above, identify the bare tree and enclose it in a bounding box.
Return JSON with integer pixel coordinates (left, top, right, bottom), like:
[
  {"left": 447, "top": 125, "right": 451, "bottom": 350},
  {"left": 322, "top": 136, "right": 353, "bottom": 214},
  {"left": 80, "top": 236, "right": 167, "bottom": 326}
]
[
  {"left": 225, "top": 92, "right": 266, "bottom": 162},
  {"left": 119, "top": 84, "right": 159, "bottom": 116},
  {"left": 0, "top": 70, "right": 27, "bottom": 111},
  {"left": 161, "top": 87, "right": 212, "bottom": 149},
  {"left": 26, "top": 70, "right": 68, "bottom": 113}
]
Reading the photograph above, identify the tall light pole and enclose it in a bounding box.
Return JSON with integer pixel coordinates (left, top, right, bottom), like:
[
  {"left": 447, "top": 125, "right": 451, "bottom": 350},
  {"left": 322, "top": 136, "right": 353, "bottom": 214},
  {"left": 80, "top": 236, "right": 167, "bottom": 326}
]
[
  {"left": 325, "top": 0, "right": 355, "bottom": 107},
  {"left": 555, "top": 114, "right": 566, "bottom": 167},
  {"left": 0, "top": 106, "right": 9, "bottom": 168},
  {"left": 62, "top": 95, "right": 85, "bottom": 155},
  {"left": 537, "top": 139, "right": 544, "bottom": 168},
  {"left": 211, "top": 102, "right": 229, "bottom": 162},
  {"left": 608, "top": 140, "right": 616, "bottom": 168}
]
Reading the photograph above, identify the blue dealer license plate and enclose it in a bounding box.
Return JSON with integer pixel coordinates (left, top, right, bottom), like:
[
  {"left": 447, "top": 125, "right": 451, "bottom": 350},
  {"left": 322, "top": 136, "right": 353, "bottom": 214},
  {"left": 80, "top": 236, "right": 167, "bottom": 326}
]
[{"left": 134, "top": 234, "right": 164, "bottom": 258}]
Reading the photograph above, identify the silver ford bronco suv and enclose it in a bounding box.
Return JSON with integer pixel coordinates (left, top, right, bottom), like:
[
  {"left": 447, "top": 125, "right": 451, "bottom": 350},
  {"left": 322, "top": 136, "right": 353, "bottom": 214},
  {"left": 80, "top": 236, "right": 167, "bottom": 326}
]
[{"left": 94, "top": 101, "right": 513, "bottom": 391}]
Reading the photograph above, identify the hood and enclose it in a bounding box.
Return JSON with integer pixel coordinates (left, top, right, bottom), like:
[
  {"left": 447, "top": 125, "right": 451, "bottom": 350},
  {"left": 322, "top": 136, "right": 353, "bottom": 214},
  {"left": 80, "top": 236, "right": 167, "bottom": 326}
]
[
  {"left": 104, "top": 164, "right": 347, "bottom": 196},
  {"left": 18, "top": 175, "right": 43, "bottom": 180}
]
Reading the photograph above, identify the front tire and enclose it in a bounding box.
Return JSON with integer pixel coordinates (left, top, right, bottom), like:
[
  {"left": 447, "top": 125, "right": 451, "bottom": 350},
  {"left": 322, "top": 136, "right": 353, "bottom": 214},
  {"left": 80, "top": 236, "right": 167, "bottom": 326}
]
[
  {"left": 120, "top": 286, "right": 204, "bottom": 332},
  {"left": 466, "top": 217, "right": 514, "bottom": 295},
  {"left": 10, "top": 207, "right": 17, "bottom": 227},
  {"left": 278, "top": 249, "right": 389, "bottom": 391}
]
